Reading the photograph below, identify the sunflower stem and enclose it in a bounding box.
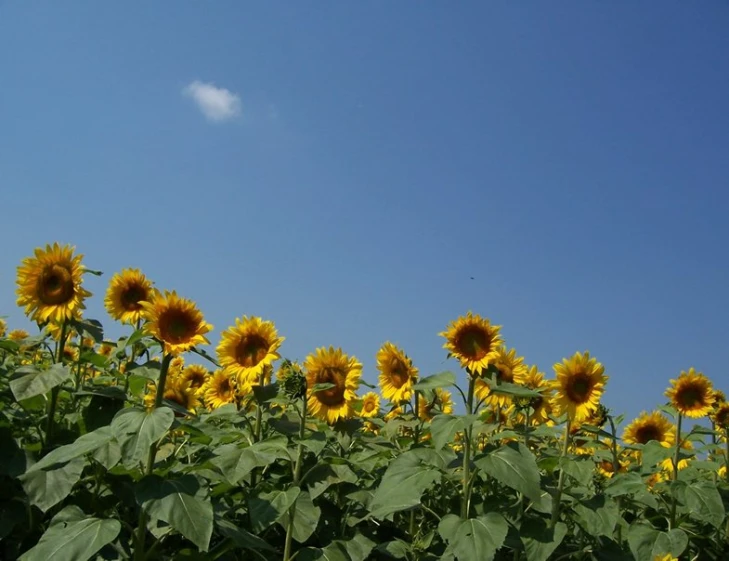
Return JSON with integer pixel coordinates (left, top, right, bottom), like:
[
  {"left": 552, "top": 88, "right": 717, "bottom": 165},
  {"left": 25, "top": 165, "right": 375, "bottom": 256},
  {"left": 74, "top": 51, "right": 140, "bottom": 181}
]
[
  {"left": 135, "top": 352, "right": 173, "bottom": 561},
  {"left": 283, "top": 395, "right": 307, "bottom": 561},
  {"left": 413, "top": 391, "right": 420, "bottom": 445},
  {"left": 44, "top": 321, "right": 67, "bottom": 452},
  {"left": 669, "top": 413, "right": 683, "bottom": 530},
  {"left": 550, "top": 418, "right": 571, "bottom": 528},
  {"left": 253, "top": 371, "right": 265, "bottom": 443},
  {"left": 607, "top": 415, "right": 623, "bottom": 543},
  {"left": 124, "top": 320, "right": 142, "bottom": 393},
  {"left": 461, "top": 373, "right": 475, "bottom": 518}
]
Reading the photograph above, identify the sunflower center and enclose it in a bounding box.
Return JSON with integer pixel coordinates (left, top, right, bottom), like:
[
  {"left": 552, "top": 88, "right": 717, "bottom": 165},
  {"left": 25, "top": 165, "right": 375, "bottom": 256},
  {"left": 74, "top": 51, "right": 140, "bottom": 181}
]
[
  {"left": 565, "top": 373, "right": 592, "bottom": 403},
  {"left": 158, "top": 310, "right": 197, "bottom": 343},
  {"left": 677, "top": 385, "right": 703, "bottom": 408},
  {"left": 38, "top": 264, "right": 75, "bottom": 305},
  {"left": 388, "top": 358, "right": 410, "bottom": 387},
  {"left": 496, "top": 365, "right": 513, "bottom": 383},
  {"left": 455, "top": 326, "right": 492, "bottom": 360},
  {"left": 635, "top": 425, "right": 662, "bottom": 444},
  {"left": 121, "top": 285, "right": 147, "bottom": 311},
  {"left": 214, "top": 378, "right": 234, "bottom": 400},
  {"left": 364, "top": 400, "right": 376, "bottom": 413},
  {"left": 316, "top": 367, "right": 346, "bottom": 407},
  {"left": 234, "top": 335, "right": 270, "bottom": 368}
]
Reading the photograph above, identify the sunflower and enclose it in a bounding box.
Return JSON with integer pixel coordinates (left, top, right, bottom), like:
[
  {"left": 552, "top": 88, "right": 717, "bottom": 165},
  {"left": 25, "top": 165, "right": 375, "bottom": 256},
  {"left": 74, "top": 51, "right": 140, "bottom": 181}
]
[
  {"left": 236, "top": 364, "right": 273, "bottom": 401},
  {"left": 8, "top": 329, "right": 30, "bottom": 341},
  {"left": 418, "top": 388, "right": 454, "bottom": 421},
  {"left": 377, "top": 342, "right": 418, "bottom": 403},
  {"left": 511, "top": 365, "right": 553, "bottom": 425},
  {"left": 711, "top": 402, "right": 729, "bottom": 430},
  {"left": 659, "top": 438, "right": 694, "bottom": 473},
  {"left": 105, "top": 268, "right": 157, "bottom": 325},
  {"left": 473, "top": 346, "right": 528, "bottom": 408},
  {"left": 140, "top": 291, "right": 213, "bottom": 355},
  {"left": 169, "top": 356, "right": 186, "bottom": 376},
  {"left": 596, "top": 457, "right": 629, "bottom": 479},
  {"left": 145, "top": 377, "right": 198, "bottom": 412},
  {"left": 440, "top": 312, "right": 503, "bottom": 375},
  {"left": 217, "top": 316, "right": 284, "bottom": 386},
  {"left": 62, "top": 345, "right": 80, "bottom": 363},
  {"left": 360, "top": 392, "right": 381, "bottom": 418},
  {"left": 305, "top": 346, "right": 362, "bottom": 424},
  {"left": 201, "top": 370, "right": 236, "bottom": 409},
  {"left": 719, "top": 465, "right": 727, "bottom": 480},
  {"left": 714, "top": 389, "right": 726, "bottom": 404},
  {"left": 181, "top": 364, "right": 210, "bottom": 392},
  {"left": 0, "top": 318, "right": 7, "bottom": 338},
  {"left": 551, "top": 351, "right": 608, "bottom": 422},
  {"left": 384, "top": 405, "right": 405, "bottom": 422},
  {"left": 623, "top": 411, "right": 675, "bottom": 447},
  {"left": 16, "top": 243, "right": 92, "bottom": 323},
  {"left": 98, "top": 343, "right": 114, "bottom": 357},
  {"left": 665, "top": 368, "right": 715, "bottom": 418}
]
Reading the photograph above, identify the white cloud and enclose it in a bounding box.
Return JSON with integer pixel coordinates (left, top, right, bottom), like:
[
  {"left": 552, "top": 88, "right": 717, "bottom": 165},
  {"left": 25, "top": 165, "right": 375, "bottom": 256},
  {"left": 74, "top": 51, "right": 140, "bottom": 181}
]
[{"left": 183, "top": 80, "right": 241, "bottom": 123}]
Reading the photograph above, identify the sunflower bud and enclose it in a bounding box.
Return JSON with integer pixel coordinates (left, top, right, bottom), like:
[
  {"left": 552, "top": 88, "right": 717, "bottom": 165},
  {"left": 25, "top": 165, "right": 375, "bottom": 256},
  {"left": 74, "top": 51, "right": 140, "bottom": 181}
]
[{"left": 279, "top": 360, "right": 307, "bottom": 400}]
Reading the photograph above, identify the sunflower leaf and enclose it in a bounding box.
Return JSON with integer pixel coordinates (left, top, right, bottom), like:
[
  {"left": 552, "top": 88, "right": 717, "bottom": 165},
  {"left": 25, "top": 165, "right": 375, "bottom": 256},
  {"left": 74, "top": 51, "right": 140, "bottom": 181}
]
[
  {"left": 429, "top": 414, "right": 478, "bottom": 451},
  {"left": 474, "top": 443, "right": 542, "bottom": 502},
  {"left": 311, "top": 383, "right": 336, "bottom": 393},
  {"left": 439, "top": 514, "right": 508, "bottom": 561},
  {"left": 111, "top": 406, "right": 174, "bottom": 469},
  {"left": 10, "top": 363, "right": 72, "bottom": 401},
  {"left": 413, "top": 371, "right": 456, "bottom": 391},
  {"left": 684, "top": 481, "right": 725, "bottom": 528}
]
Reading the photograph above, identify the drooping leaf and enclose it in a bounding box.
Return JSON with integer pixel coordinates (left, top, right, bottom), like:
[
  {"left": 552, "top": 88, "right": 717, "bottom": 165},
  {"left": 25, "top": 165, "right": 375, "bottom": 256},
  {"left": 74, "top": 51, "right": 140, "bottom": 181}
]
[
  {"left": 520, "top": 519, "right": 567, "bottom": 561},
  {"left": 19, "top": 458, "right": 85, "bottom": 512},
  {"left": 684, "top": 481, "right": 725, "bottom": 528},
  {"left": 19, "top": 505, "right": 120, "bottom": 561},
  {"left": 10, "top": 364, "right": 72, "bottom": 401},
  {"left": 279, "top": 491, "right": 321, "bottom": 543},
  {"left": 653, "top": 529, "right": 688, "bottom": 558},
  {"left": 28, "top": 426, "right": 113, "bottom": 472},
  {"left": 413, "top": 371, "right": 456, "bottom": 391},
  {"left": 216, "top": 518, "right": 276, "bottom": 552},
  {"left": 111, "top": 406, "right": 174, "bottom": 469},
  {"left": 136, "top": 474, "right": 213, "bottom": 552},
  {"left": 439, "top": 513, "right": 508, "bottom": 561},
  {"left": 248, "top": 487, "right": 301, "bottom": 534},
  {"left": 211, "top": 436, "right": 290, "bottom": 485},
  {"left": 474, "top": 443, "right": 542, "bottom": 502},
  {"left": 306, "top": 463, "right": 359, "bottom": 499},
  {"left": 604, "top": 472, "right": 647, "bottom": 497},
  {"left": 573, "top": 495, "right": 619, "bottom": 538},
  {"left": 429, "top": 414, "right": 477, "bottom": 451},
  {"left": 559, "top": 456, "right": 594, "bottom": 486},
  {"left": 369, "top": 449, "right": 450, "bottom": 518}
]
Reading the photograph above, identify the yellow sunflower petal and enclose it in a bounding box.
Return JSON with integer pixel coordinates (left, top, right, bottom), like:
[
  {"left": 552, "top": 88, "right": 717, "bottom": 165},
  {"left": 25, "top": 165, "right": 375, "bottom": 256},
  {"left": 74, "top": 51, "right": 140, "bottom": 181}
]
[
  {"left": 216, "top": 316, "right": 284, "bottom": 386},
  {"left": 140, "top": 290, "right": 213, "bottom": 356},
  {"left": 105, "top": 268, "right": 157, "bottom": 325},
  {"left": 377, "top": 342, "right": 418, "bottom": 403},
  {"left": 305, "top": 346, "right": 362, "bottom": 425},
  {"left": 665, "top": 368, "right": 715, "bottom": 418},
  {"left": 550, "top": 351, "right": 608, "bottom": 422},
  {"left": 440, "top": 312, "right": 503, "bottom": 375}
]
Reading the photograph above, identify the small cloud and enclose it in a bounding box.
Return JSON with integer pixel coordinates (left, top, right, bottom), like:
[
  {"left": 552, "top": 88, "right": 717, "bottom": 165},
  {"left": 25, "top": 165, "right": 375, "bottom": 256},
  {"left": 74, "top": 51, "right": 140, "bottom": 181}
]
[{"left": 183, "top": 80, "right": 242, "bottom": 123}]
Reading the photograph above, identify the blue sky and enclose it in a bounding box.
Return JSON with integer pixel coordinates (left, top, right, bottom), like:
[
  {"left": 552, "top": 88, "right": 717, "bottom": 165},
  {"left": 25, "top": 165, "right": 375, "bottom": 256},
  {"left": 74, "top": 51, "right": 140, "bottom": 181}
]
[{"left": 1, "top": 1, "right": 728, "bottom": 424}]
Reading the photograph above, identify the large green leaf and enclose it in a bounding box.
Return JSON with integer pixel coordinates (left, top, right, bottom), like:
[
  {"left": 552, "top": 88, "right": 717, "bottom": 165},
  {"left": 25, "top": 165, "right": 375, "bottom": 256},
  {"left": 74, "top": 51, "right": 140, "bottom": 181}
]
[
  {"left": 685, "top": 481, "right": 725, "bottom": 528},
  {"left": 299, "top": 534, "right": 377, "bottom": 561},
  {"left": 136, "top": 474, "right": 213, "bottom": 551},
  {"left": 216, "top": 519, "right": 276, "bottom": 552},
  {"left": 573, "top": 496, "right": 619, "bottom": 538},
  {"left": 211, "top": 436, "right": 290, "bottom": 485},
  {"left": 19, "top": 506, "right": 120, "bottom": 561},
  {"left": 429, "top": 414, "right": 477, "bottom": 451},
  {"left": 28, "top": 426, "right": 113, "bottom": 472},
  {"left": 19, "top": 458, "right": 84, "bottom": 512},
  {"left": 248, "top": 487, "right": 301, "bottom": 533},
  {"left": 10, "top": 364, "right": 72, "bottom": 401},
  {"left": 474, "top": 443, "right": 542, "bottom": 502},
  {"left": 306, "top": 463, "right": 359, "bottom": 499},
  {"left": 559, "top": 456, "right": 594, "bottom": 486},
  {"left": 439, "top": 513, "right": 508, "bottom": 561},
  {"left": 604, "top": 472, "right": 647, "bottom": 497},
  {"left": 369, "top": 449, "right": 449, "bottom": 518},
  {"left": 412, "top": 371, "right": 456, "bottom": 391},
  {"left": 279, "top": 491, "right": 321, "bottom": 543},
  {"left": 111, "top": 406, "right": 174, "bottom": 469},
  {"left": 520, "top": 519, "right": 567, "bottom": 561}
]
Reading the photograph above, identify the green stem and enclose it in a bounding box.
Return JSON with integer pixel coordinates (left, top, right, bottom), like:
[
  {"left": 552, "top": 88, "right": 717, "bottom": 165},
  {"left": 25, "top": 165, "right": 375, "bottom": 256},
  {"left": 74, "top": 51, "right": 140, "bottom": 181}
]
[
  {"left": 461, "top": 373, "right": 475, "bottom": 518},
  {"left": 253, "top": 370, "right": 265, "bottom": 442},
  {"left": 550, "top": 418, "right": 572, "bottom": 528},
  {"left": 607, "top": 416, "right": 623, "bottom": 543},
  {"left": 124, "top": 320, "right": 142, "bottom": 393},
  {"left": 134, "top": 353, "right": 173, "bottom": 561},
  {"left": 283, "top": 397, "right": 308, "bottom": 561},
  {"left": 669, "top": 413, "right": 683, "bottom": 530},
  {"left": 44, "top": 321, "right": 68, "bottom": 452}
]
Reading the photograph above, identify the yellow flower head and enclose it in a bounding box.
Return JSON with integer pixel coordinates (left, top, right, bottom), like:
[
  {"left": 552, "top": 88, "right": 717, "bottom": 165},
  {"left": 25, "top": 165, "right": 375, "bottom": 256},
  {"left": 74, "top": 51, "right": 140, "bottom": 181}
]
[
  {"left": 16, "top": 243, "right": 92, "bottom": 323},
  {"left": 512, "top": 365, "right": 554, "bottom": 425},
  {"left": 145, "top": 376, "right": 198, "bottom": 413},
  {"left": 8, "top": 329, "right": 30, "bottom": 341},
  {"left": 98, "top": 343, "right": 114, "bottom": 357},
  {"left": 180, "top": 364, "right": 210, "bottom": 392},
  {"left": 474, "top": 346, "right": 528, "bottom": 408},
  {"left": 714, "top": 389, "right": 726, "bottom": 405},
  {"left": 140, "top": 291, "right": 212, "bottom": 355},
  {"left": 377, "top": 342, "right": 418, "bottom": 403},
  {"left": 418, "top": 388, "right": 454, "bottom": 421},
  {"left": 360, "top": 392, "right": 381, "bottom": 418},
  {"left": 304, "top": 346, "right": 362, "bottom": 425},
  {"left": 0, "top": 318, "right": 7, "bottom": 338},
  {"left": 201, "top": 369, "right": 236, "bottom": 409},
  {"left": 665, "top": 368, "right": 715, "bottom": 418},
  {"left": 169, "top": 356, "right": 186, "bottom": 376},
  {"left": 551, "top": 351, "right": 608, "bottom": 422},
  {"left": 105, "top": 268, "right": 157, "bottom": 325},
  {"left": 440, "top": 312, "right": 503, "bottom": 375},
  {"left": 719, "top": 465, "right": 727, "bottom": 480},
  {"left": 623, "top": 411, "right": 675, "bottom": 447},
  {"left": 711, "top": 401, "right": 729, "bottom": 430},
  {"left": 216, "top": 316, "right": 284, "bottom": 386}
]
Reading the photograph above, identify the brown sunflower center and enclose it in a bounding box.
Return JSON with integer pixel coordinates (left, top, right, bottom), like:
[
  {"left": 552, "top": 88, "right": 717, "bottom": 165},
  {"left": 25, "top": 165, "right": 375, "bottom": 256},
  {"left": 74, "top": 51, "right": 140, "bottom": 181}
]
[
  {"left": 234, "top": 335, "right": 270, "bottom": 367},
  {"left": 635, "top": 424, "right": 662, "bottom": 444},
  {"left": 121, "top": 285, "right": 148, "bottom": 311},
  {"left": 565, "top": 373, "right": 593, "bottom": 404},
  {"left": 315, "top": 367, "right": 346, "bottom": 407},
  {"left": 164, "top": 388, "right": 192, "bottom": 410},
  {"left": 388, "top": 357, "right": 410, "bottom": 387},
  {"left": 715, "top": 408, "right": 729, "bottom": 428},
  {"left": 158, "top": 309, "right": 198, "bottom": 343},
  {"left": 455, "top": 326, "right": 492, "bottom": 360},
  {"left": 38, "top": 264, "right": 75, "bottom": 305},
  {"left": 364, "top": 400, "right": 376, "bottom": 413},
  {"left": 496, "top": 365, "right": 513, "bottom": 383},
  {"left": 677, "top": 384, "right": 704, "bottom": 408},
  {"left": 215, "top": 378, "right": 234, "bottom": 400},
  {"left": 185, "top": 370, "right": 207, "bottom": 389}
]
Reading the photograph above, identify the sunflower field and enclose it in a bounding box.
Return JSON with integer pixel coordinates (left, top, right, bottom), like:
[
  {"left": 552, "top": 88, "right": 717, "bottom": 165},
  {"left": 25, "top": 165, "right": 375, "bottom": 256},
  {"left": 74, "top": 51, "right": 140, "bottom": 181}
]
[{"left": 1, "top": 243, "right": 728, "bottom": 561}]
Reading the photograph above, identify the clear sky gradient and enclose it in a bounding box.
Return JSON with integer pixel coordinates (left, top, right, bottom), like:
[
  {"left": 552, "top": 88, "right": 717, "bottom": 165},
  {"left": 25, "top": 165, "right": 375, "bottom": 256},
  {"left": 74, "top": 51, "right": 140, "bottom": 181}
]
[{"left": 1, "top": 2, "right": 728, "bottom": 423}]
